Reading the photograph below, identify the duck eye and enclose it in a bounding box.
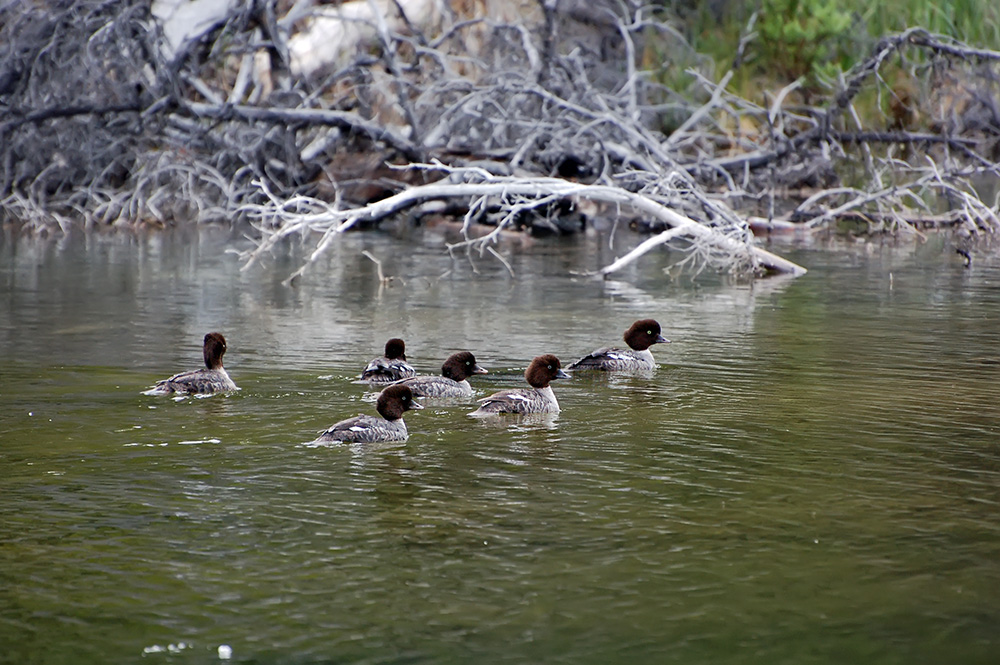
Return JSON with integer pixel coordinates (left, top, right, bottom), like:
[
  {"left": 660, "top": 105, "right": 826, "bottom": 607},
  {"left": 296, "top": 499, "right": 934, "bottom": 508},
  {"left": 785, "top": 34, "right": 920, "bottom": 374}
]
[{"left": 647, "top": 330, "right": 652, "bottom": 335}]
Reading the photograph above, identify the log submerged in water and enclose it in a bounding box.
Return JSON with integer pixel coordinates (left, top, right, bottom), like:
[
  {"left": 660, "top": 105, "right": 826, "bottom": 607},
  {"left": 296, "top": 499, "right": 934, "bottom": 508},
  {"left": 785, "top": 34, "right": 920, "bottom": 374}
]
[{"left": 240, "top": 173, "right": 808, "bottom": 284}]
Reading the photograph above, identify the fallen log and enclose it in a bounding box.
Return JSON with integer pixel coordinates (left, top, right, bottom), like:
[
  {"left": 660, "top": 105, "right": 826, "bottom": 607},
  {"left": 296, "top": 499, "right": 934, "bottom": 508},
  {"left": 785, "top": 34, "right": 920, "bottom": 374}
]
[{"left": 240, "top": 173, "right": 807, "bottom": 284}]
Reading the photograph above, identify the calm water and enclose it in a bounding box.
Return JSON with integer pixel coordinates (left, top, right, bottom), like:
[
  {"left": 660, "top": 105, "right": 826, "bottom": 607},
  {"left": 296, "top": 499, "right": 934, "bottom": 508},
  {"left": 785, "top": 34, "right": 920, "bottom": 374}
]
[{"left": 1, "top": 226, "right": 998, "bottom": 664}]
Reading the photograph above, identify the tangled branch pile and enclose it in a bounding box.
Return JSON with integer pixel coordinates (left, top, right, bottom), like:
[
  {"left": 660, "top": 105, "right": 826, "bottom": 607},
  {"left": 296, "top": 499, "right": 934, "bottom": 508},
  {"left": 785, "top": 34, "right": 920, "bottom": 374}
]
[{"left": 1, "top": 0, "right": 998, "bottom": 278}]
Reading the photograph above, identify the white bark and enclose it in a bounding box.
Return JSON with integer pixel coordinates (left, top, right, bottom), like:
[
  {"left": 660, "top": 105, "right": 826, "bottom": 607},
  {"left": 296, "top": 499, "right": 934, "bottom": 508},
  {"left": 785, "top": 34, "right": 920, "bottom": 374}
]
[
  {"left": 151, "top": 0, "right": 237, "bottom": 61},
  {"left": 289, "top": 0, "right": 444, "bottom": 77},
  {"left": 240, "top": 175, "right": 807, "bottom": 284}
]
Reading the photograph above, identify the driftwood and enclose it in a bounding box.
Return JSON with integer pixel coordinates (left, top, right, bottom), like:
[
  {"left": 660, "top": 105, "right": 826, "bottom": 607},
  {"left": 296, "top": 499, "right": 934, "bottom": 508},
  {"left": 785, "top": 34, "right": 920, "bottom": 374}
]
[
  {"left": 241, "top": 169, "right": 807, "bottom": 284},
  {"left": 1, "top": 1, "right": 998, "bottom": 280}
]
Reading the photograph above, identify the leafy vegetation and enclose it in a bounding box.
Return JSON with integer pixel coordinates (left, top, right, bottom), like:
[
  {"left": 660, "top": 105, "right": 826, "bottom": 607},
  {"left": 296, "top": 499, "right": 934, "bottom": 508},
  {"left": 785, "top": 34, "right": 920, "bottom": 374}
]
[
  {"left": 756, "top": 0, "right": 853, "bottom": 87},
  {"left": 672, "top": 0, "right": 1000, "bottom": 105}
]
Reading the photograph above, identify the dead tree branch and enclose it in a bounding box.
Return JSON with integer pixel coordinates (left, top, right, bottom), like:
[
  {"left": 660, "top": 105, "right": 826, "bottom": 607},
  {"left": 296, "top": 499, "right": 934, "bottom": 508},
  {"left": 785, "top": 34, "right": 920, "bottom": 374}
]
[
  {"left": 240, "top": 170, "right": 806, "bottom": 284},
  {"left": 181, "top": 102, "right": 424, "bottom": 161}
]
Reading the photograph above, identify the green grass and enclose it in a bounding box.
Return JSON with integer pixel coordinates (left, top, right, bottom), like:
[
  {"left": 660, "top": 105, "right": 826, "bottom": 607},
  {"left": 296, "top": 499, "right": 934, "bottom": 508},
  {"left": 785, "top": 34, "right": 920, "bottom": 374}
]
[
  {"left": 656, "top": 0, "right": 1000, "bottom": 107},
  {"left": 859, "top": 0, "right": 1000, "bottom": 45}
]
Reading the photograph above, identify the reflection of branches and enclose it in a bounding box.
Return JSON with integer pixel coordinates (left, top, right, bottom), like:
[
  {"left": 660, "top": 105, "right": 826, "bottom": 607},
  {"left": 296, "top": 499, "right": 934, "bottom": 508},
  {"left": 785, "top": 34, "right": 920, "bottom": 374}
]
[{"left": 361, "top": 249, "right": 399, "bottom": 296}]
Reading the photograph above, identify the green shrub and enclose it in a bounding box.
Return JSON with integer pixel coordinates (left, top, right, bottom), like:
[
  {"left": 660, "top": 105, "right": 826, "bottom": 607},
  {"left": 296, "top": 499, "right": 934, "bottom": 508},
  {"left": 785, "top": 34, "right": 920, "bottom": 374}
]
[{"left": 757, "top": 0, "right": 854, "bottom": 87}]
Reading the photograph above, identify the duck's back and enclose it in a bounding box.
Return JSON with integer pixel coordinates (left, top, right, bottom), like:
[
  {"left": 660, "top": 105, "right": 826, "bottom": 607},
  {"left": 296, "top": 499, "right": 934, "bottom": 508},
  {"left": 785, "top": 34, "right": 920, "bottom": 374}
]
[
  {"left": 146, "top": 368, "right": 238, "bottom": 395},
  {"left": 568, "top": 347, "right": 654, "bottom": 373},
  {"left": 470, "top": 386, "right": 558, "bottom": 415},
  {"left": 361, "top": 357, "right": 417, "bottom": 383},
  {"left": 397, "top": 375, "right": 472, "bottom": 398},
  {"left": 314, "top": 414, "right": 408, "bottom": 443}
]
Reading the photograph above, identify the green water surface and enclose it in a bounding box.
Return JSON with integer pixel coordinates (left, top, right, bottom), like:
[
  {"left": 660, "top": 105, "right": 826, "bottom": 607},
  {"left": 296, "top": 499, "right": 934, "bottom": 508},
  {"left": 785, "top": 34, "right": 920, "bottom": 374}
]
[{"left": 1, "top": 228, "right": 998, "bottom": 664}]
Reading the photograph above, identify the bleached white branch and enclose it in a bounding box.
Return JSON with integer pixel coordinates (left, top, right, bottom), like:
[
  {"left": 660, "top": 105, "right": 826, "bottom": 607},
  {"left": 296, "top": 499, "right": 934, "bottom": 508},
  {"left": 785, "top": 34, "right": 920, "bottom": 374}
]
[
  {"left": 590, "top": 226, "right": 689, "bottom": 276},
  {"left": 239, "top": 174, "right": 807, "bottom": 281},
  {"left": 665, "top": 70, "right": 734, "bottom": 149}
]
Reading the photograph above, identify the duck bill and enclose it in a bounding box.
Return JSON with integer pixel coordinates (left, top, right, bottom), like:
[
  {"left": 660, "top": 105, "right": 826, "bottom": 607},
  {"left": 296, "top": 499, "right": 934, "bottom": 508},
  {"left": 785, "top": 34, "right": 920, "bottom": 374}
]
[
  {"left": 555, "top": 369, "right": 571, "bottom": 380},
  {"left": 656, "top": 335, "right": 670, "bottom": 344},
  {"left": 473, "top": 365, "right": 488, "bottom": 375},
  {"left": 410, "top": 400, "right": 424, "bottom": 410}
]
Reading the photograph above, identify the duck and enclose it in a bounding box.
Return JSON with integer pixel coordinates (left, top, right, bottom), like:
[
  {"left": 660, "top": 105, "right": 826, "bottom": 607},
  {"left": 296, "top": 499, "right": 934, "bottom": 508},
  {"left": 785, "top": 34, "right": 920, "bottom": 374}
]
[
  {"left": 360, "top": 338, "right": 417, "bottom": 383},
  {"left": 469, "top": 354, "right": 570, "bottom": 416},
  {"left": 394, "top": 351, "right": 488, "bottom": 398},
  {"left": 567, "top": 319, "right": 669, "bottom": 373},
  {"left": 143, "top": 332, "right": 238, "bottom": 395},
  {"left": 313, "top": 384, "right": 423, "bottom": 443}
]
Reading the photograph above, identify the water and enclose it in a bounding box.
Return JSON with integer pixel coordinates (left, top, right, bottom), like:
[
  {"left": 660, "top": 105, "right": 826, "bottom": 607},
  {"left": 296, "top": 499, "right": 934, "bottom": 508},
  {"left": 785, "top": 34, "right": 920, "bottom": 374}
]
[{"left": 1, "top": 227, "right": 998, "bottom": 664}]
